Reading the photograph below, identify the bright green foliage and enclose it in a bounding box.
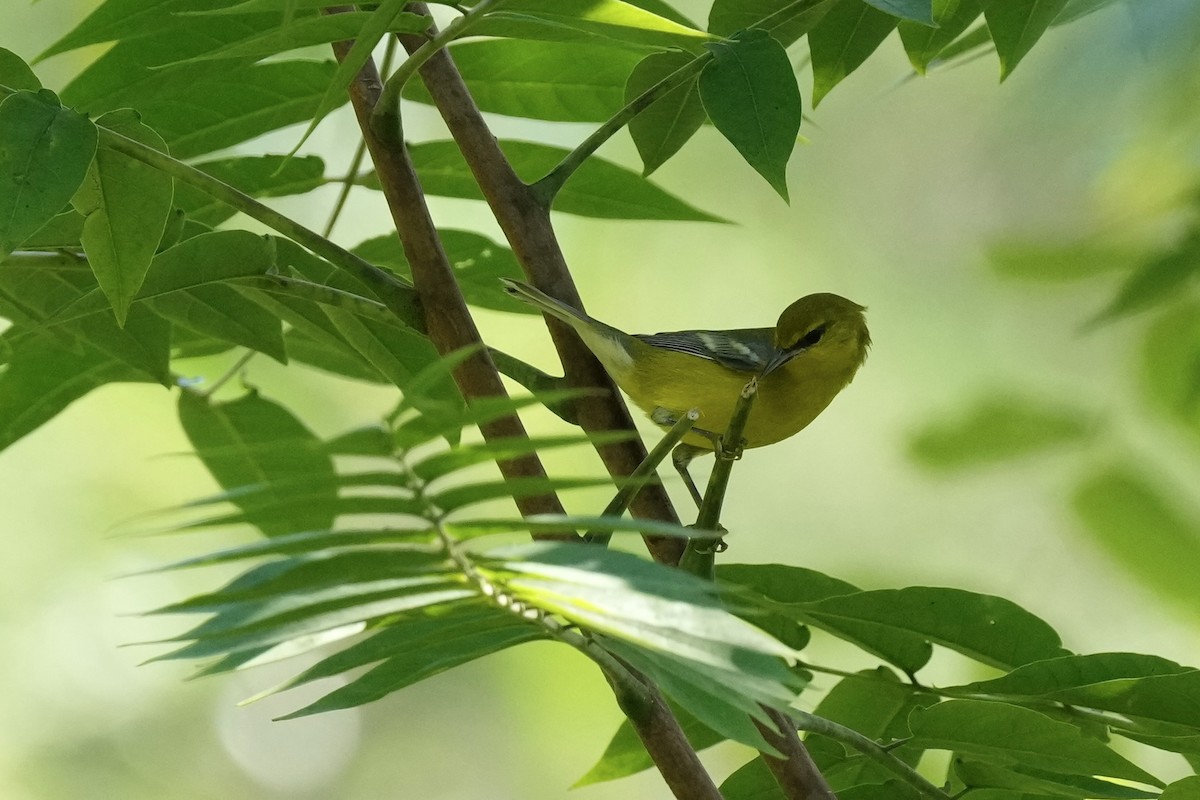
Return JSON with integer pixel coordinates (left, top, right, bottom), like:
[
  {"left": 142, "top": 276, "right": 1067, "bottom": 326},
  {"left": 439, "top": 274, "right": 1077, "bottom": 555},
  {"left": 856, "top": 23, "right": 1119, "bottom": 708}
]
[
  {"left": 899, "top": 0, "right": 985, "bottom": 73},
  {"left": 810, "top": 1, "right": 901, "bottom": 107},
  {"left": 626, "top": 50, "right": 707, "bottom": 175},
  {"left": 984, "top": 0, "right": 1072, "bottom": 79},
  {"left": 699, "top": 29, "right": 802, "bottom": 200}
]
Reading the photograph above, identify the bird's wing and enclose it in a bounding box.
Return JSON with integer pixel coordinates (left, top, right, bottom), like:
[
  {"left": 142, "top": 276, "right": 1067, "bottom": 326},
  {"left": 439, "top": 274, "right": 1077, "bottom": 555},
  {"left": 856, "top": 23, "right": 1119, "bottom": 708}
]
[{"left": 633, "top": 327, "right": 776, "bottom": 372}]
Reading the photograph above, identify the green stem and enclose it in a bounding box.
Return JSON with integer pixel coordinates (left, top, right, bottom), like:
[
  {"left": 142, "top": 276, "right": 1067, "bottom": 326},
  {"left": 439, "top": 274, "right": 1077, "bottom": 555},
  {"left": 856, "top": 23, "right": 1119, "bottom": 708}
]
[
  {"left": 530, "top": 0, "right": 829, "bottom": 206},
  {"left": 370, "top": 0, "right": 508, "bottom": 135},
  {"left": 93, "top": 126, "right": 424, "bottom": 330},
  {"left": 586, "top": 409, "right": 700, "bottom": 545},
  {"left": 792, "top": 710, "right": 952, "bottom": 800},
  {"left": 200, "top": 348, "right": 258, "bottom": 398}
]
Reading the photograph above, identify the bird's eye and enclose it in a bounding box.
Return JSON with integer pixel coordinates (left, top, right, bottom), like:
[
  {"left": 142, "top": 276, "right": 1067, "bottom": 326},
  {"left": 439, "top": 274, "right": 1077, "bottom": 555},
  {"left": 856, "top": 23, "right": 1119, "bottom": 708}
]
[{"left": 795, "top": 324, "right": 827, "bottom": 350}]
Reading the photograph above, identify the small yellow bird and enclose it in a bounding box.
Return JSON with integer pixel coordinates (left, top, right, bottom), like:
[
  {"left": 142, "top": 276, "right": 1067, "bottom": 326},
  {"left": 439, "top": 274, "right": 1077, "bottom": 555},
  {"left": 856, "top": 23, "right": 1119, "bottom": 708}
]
[{"left": 501, "top": 279, "right": 871, "bottom": 505}]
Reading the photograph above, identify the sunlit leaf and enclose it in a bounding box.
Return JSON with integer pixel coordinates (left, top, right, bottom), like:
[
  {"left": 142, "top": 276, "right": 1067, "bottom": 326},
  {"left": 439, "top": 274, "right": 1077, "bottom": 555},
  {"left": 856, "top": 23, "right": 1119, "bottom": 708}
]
[
  {"left": 484, "top": 0, "right": 712, "bottom": 50},
  {"left": 0, "top": 90, "right": 97, "bottom": 259},
  {"left": 699, "top": 29, "right": 801, "bottom": 200}
]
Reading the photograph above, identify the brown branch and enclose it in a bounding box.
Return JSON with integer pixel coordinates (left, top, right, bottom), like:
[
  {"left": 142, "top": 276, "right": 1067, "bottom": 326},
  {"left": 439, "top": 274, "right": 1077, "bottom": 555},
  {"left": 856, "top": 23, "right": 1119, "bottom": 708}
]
[
  {"left": 328, "top": 33, "right": 573, "bottom": 534},
  {"left": 395, "top": 4, "right": 685, "bottom": 566},
  {"left": 756, "top": 707, "right": 838, "bottom": 800}
]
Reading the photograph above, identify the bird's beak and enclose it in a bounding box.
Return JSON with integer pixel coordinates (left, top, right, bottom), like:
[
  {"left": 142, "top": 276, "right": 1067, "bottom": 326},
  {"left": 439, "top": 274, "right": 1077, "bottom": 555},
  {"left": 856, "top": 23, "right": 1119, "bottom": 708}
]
[{"left": 760, "top": 348, "right": 801, "bottom": 378}]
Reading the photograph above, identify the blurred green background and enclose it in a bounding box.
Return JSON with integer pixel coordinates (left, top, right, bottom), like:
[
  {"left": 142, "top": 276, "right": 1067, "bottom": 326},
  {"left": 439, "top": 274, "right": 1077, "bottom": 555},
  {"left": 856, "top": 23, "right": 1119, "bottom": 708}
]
[{"left": 3, "top": 1, "right": 1200, "bottom": 797}]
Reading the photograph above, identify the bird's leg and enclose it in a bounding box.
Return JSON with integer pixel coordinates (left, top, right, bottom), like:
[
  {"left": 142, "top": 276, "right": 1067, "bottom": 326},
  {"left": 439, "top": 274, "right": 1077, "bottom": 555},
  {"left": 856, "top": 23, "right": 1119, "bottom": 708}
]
[
  {"left": 671, "top": 442, "right": 707, "bottom": 508},
  {"left": 714, "top": 433, "right": 747, "bottom": 463}
]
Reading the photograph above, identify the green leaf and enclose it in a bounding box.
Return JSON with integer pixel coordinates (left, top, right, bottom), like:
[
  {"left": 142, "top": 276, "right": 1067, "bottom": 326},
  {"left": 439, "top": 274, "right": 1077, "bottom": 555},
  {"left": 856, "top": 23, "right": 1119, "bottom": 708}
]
[
  {"left": 278, "top": 610, "right": 543, "bottom": 717},
  {"left": 0, "top": 90, "right": 98, "bottom": 259},
  {"left": 19, "top": 210, "right": 84, "bottom": 249},
  {"left": 174, "top": 155, "right": 326, "bottom": 227},
  {"left": 77, "top": 303, "right": 172, "bottom": 383},
  {"left": 699, "top": 29, "right": 801, "bottom": 201},
  {"left": 283, "top": 329, "right": 386, "bottom": 383},
  {"left": 899, "top": 0, "right": 985, "bottom": 73},
  {"left": 289, "top": 0, "right": 407, "bottom": 156},
  {"left": 485, "top": 0, "right": 712, "bottom": 50},
  {"left": 625, "top": 50, "right": 707, "bottom": 175},
  {"left": 909, "top": 700, "right": 1162, "bottom": 786},
  {"left": 432, "top": 477, "right": 616, "bottom": 512},
  {"left": 37, "top": 0, "right": 246, "bottom": 60},
  {"left": 802, "top": 587, "right": 1067, "bottom": 672},
  {"left": 178, "top": 389, "right": 337, "bottom": 538},
  {"left": 0, "top": 332, "right": 150, "bottom": 453},
  {"left": 68, "top": 58, "right": 345, "bottom": 160},
  {"left": 864, "top": 0, "right": 933, "bottom": 24},
  {"left": 708, "top": 0, "right": 838, "bottom": 46},
  {"left": 351, "top": 229, "right": 535, "bottom": 315},
  {"left": 1162, "top": 777, "right": 1200, "bottom": 800},
  {"left": 907, "top": 395, "right": 1092, "bottom": 470},
  {"left": 403, "top": 39, "right": 642, "bottom": 123},
  {"left": 73, "top": 109, "right": 174, "bottom": 325},
  {"left": 580, "top": 702, "right": 725, "bottom": 786},
  {"left": 1091, "top": 229, "right": 1200, "bottom": 324},
  {"left": 1073, "top": 469, "right": 1200, "bottom": 620},
  {"left": 153, "top": 529, "right": 437, "bottom": 572},
  {"left": 155, "top": 287, "right": 288, "bottom": 363},
  {"left": 400, "top": 140, "right": 723, "bottom": 221},
  {"left": 984, "top": 0, "right": 1071, "bottom": 79},
  {"left": 806, "top": 668, "right": 932, "bottom": 789},
  {"left": 954, "top": 760, "right": 1157, "bottom": 799},
  {"left": 719, "top": 758, "right": 784, "bottom": 799},
  {"left": 1141, "top": 304, "right": 1200, "bottom": 438},
  {"left": 0, "top": 47, "right": 41, "bottom": 91},
  {"left": 167, "top": 11, "right": 430, "bottom": 64},
  {"left": 949, "top": 652, "right": 1190, "bottom": 700},
  {"left": 810, "top": 1, "right": 900, "bottom": 107}
]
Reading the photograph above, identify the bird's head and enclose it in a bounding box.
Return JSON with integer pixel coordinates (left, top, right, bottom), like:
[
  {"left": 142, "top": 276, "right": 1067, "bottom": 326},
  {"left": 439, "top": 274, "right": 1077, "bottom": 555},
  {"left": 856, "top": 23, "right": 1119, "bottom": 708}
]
[{"left": 763, "top": 293, "right": 871, "bottom": 377}]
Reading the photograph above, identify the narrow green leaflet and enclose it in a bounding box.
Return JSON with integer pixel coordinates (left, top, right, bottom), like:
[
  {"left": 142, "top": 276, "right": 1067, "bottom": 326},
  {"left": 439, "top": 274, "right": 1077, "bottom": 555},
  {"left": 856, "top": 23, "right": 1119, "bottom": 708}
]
[
  {"left": 909, "top": 700, "right": 1162, "bottom": 787},
  {"left": 899, "top": 0, "right": 985, "bottom": 73},
  {"left": 165, "top": 11, "right": 430, "bottom": 65},
  {"left": 708, "top": 0, "right": 838, "bottom": 46},
  {"left": 810, "top": 1, "right": 900, "bottom": 107},
  {"left": 579, "top": 702, "right": 725, "bottom": 786},
  {"left": 75, "top": 303, "right": 172, "bottom": 383},
  {"left": 718, "top": 757, "right": 784, "bottom": 799},
  {"left": 482, "top": 0, "right": 713, "bottom": 50},
  {"left": 907, "top": 395, "right": 1092, "bottom": 471},
  {"left": 954, "top": 760, "right": 1157, "bottom": 799},
  {"left": 73, "top": 109, "right": 174, "bottom": 325},
  {"left": 282, "top": 329, "right": 386, "bottom": 383},
  {"left": 626, "top": 50, "right": 707, "bottom": 176},
  {"left": 401, "top": 139, "right": 722, "bottom": 221},
  {"left": 404, "top": 40, "right": 642, "bottom": 123},
  {"left": 351, "top": 229, "right": 534, "bottom": 315},
  {"left": 174, "top": 155, "right": 326, "bottom": 227},
  {"left": 0, "top": 90, "right": 98, "bottom": 258},
  {"left": 153, "top": 286, "right": 287, "bottom": 363},
  {"left": 37, "top": 0, "right": 244, "bottom": 60},
  {"left": 984, "top": 0, "right": 1071, "bottom": 79},
  {"left": 177, "top": 389, "right": 337, "bottom": 538},
  {"left": 948, "top": 652, "right": 1191, "bottom": 700},
  {"left": 0, "top": 47, "right": 40, "bottom": 90},
  {"left": 289, "top": 0, "right": 406, "bottom": 156},
  {"left": 0, "top": 333, "right": 151, "bottom": 453},
  {"left": 699, "top": 29, "right": 801, "bottom": 201},
  {"left": 1073, "top": 468, "right": 1200, "bottom": 619},
  {"left": 801, "top": 587, "right": 1068, "bottom": 672}
]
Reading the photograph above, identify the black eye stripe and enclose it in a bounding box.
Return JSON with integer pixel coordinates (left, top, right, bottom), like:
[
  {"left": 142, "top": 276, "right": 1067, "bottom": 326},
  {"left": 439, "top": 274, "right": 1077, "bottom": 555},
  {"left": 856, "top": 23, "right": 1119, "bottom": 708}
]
[{"left": 794, "top": 324, "right": 827, "bottom": 350}]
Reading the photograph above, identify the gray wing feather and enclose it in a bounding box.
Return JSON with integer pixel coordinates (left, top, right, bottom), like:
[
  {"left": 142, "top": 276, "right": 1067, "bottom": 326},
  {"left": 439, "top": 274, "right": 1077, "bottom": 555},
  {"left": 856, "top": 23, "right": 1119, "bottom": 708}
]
[{"left": 634, "top": 327, "right": 777, "bottom": 372}]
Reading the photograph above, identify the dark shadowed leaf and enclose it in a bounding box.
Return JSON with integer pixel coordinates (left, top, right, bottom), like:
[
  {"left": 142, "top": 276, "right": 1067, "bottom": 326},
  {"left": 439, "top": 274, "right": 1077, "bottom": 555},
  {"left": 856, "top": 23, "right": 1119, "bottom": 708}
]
[
  {"left": 909, "top": 700, "right": 1162, "bottom": 786},
  {"left": 626, "top": 50, "right": 707, "bottom": 175},
  {"left": 984, "top": 0, "right": 1071, "bottom": 79},
  {"left": 699, "top": 29, "right": 801, "bottom": 201},
  {"left": 178, "top": 389, "right": 337, "bottom": 538},
  {"left": 810, "top": 1, "right": 900, "bottom": 106},
  {"left": 1161, "top": 777, "right": 1200, "bottom": 800},
  {"left": 73, "top": 109, "right": 174, "bottom": 325},
  {"left": 0, "top": 90, "right": 97, "bottom": 259}
]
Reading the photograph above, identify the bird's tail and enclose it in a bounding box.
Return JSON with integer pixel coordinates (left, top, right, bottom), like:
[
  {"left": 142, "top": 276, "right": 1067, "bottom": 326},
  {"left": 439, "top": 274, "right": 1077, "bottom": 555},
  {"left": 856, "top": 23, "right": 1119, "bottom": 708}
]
[{"left": 500, "top": 279, "right": 593, "bottom": 328}]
